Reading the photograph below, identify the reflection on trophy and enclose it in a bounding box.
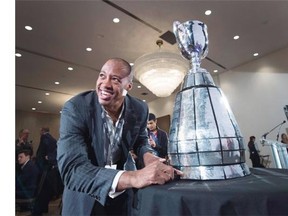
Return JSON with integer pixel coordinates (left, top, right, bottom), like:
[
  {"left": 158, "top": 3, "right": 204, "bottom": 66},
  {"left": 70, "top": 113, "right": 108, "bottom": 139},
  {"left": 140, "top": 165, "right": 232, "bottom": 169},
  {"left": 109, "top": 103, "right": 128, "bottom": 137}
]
[{"left": 169, "top": 20, "right": 250, "bottom": 180}]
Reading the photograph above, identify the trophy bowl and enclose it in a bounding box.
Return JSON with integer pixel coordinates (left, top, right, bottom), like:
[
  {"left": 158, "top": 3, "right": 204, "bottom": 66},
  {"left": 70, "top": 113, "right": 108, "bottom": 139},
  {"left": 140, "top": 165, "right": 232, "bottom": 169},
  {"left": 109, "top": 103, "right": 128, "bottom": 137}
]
[{"left": 173, "top": 20, "right": 209, "bottom": 61}]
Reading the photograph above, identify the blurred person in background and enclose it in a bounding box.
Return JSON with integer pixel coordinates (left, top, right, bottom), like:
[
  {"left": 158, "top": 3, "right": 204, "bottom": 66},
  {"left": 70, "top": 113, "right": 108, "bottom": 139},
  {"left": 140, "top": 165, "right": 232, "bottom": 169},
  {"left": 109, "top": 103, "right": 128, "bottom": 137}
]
[
  {"left": 281, "top": 133, "right": 288, "bottom": 153},
  {"left": 248, "top": 136, "right": 264, "bottom": 168},
  {"left": 16, "top": 128, "right": 33, "bottom": 174},
  {"left": 147, "top": 113, "right": 169, "bottom": 159},
  {"left": 33, "top": 127, "right": 62, "bottom": 215},
  {"left": 16, "top": 148, "right": 40, "bottom": 211}
]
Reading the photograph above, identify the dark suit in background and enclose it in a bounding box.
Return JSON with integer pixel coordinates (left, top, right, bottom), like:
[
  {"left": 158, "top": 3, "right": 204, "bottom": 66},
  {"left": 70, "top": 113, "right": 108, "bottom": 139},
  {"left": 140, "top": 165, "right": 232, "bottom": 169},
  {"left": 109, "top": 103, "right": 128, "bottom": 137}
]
[
  {"left": 33, "top": 128, "right": 61, "bottom": 215},
  {"left": 36, "top": 132, "right": 57, "bottom": 171},
  {"left": 16, "top": 138, "right": 33, "bottom": 175},
  {"left": 148, "top": 127, "right": 168, "bottom": 158},
  {"left": 16, "top": 159, "right": 40, "bottom": 199},
  {"left": 57, "top": 91, "right": 151, "bottom": 215},
  {"left": 248, "top": 136, "right": 264, "bottom": 168},
  {"left": 16, "top": 156, "right": 40, "bottom": 212}
]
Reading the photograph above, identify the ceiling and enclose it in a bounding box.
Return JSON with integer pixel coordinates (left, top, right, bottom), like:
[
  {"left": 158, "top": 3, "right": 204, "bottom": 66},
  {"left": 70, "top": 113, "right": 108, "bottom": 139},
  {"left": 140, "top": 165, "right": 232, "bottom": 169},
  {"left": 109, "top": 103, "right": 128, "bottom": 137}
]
[{"left": 16, "top": 0, "right": 288, "bottom": 114}]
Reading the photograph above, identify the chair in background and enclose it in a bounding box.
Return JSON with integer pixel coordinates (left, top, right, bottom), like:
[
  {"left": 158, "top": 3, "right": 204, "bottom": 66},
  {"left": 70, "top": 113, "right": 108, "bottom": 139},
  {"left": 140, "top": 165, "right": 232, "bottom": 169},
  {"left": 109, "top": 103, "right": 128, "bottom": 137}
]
[{"left": 259, "top": 155, "right": 271, "bottom": 168}]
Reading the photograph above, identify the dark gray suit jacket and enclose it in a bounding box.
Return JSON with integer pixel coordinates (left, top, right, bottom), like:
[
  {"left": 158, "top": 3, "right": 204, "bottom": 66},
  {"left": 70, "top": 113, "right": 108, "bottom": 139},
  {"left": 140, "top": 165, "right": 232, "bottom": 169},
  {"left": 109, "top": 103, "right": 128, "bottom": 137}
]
[{"left": 57, "top": 90, "right": 151, "bottom": 215}]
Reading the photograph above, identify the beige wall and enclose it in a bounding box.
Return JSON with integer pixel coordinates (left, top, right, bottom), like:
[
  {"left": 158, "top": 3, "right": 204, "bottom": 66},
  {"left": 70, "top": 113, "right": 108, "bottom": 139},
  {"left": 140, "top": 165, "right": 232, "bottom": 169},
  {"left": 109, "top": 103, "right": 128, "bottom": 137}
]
[
  {"left": 16, "top": 110, "right": 60, "bottom": 157},
  {"left": 218, "top": 47, "right": 288, "bottom": 168}
]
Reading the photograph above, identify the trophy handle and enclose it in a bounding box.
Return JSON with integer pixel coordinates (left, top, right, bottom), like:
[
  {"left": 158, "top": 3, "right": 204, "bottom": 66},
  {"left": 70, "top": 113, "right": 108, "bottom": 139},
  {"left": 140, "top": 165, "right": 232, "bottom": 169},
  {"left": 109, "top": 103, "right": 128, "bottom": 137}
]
[
  {"left": 173, "top": 21, "right": 185, "bottom": 56},
  {"left": 173, "top": 21, "right": 181, "bottom": 36}
]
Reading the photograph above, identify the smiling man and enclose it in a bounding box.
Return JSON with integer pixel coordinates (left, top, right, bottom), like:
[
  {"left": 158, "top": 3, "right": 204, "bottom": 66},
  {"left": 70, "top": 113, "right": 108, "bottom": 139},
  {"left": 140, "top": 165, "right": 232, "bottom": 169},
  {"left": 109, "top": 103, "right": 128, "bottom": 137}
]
[{"left": 57, "top": 58, "right": 182, "bottom": 216}]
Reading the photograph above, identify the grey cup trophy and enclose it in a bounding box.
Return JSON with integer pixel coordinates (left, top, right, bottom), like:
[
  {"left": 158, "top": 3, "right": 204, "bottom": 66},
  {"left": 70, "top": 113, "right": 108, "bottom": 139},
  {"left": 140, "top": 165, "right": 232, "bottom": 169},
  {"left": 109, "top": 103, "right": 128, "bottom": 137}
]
[{"left": 169, "top": 20, "right": 250, "bottom": 180}]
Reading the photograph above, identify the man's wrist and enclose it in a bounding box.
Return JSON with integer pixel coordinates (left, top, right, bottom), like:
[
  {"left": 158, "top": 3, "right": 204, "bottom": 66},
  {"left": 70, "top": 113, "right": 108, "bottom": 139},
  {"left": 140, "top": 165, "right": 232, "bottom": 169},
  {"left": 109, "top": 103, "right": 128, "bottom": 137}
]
[
  {"left": 110, "top": 171, "right": 125, "bottom": 197},
  {"left": 117, "top": 171, "right": 137, "bottom": 191},
  {"left": 143, "top": 152, "right": 158, "bottom": 166}
]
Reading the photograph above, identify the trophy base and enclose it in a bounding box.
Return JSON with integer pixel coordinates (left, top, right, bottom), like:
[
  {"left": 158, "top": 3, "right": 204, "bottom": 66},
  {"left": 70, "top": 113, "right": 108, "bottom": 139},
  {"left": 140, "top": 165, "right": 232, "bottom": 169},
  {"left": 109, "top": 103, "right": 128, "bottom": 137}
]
[{"left": 175, "top": 163, "right": 251, "bottom": 180}]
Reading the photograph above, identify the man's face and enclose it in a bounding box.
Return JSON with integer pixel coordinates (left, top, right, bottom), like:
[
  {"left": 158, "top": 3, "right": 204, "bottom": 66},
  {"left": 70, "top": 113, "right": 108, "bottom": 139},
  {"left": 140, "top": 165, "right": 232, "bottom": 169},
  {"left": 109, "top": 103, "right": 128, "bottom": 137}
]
[
  {"left": 96, "top": 60, "right": 132, "bottom": 109},
  {"left": 18, "top": 153, "right": 29, "bottom": 165},
  {"left": 147, "top": 119, "right": 157, "bottom": 131},
  {"left": 21, "top": 130, "right": 29, "bottom": 140}
]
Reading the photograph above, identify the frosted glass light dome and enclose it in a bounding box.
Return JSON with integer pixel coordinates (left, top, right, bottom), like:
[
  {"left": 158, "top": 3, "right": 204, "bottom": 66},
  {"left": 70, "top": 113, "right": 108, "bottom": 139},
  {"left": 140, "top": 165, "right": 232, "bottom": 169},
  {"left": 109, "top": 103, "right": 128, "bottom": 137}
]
[{"left": 133, "top": 49, "right": 189, "bottom": 97}]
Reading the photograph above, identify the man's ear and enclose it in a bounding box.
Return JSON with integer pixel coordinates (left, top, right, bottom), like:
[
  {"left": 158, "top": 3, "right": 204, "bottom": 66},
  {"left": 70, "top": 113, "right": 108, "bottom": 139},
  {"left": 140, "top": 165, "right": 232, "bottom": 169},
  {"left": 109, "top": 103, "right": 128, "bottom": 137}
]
[{"left": 126, "top": 82, "right": 133, "bottom": 91}]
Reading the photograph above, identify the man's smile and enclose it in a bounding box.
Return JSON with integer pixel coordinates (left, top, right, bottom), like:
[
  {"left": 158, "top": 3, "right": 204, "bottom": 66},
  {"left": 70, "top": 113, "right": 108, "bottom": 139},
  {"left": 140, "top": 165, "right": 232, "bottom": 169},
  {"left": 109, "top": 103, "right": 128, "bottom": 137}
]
[{"left": 98, "top": 88, "right": 114, "bottom": 100}]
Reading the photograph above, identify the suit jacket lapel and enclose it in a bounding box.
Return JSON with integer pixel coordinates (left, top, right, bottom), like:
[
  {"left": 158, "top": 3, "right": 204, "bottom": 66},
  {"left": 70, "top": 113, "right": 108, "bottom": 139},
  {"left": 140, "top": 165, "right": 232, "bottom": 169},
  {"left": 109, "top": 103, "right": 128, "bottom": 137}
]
[
  {"left": 122, "top": 96, "right": 139, "bottom": 154},
  {"left": 91, "top": 99, "right": 105, "bottom": 167}
]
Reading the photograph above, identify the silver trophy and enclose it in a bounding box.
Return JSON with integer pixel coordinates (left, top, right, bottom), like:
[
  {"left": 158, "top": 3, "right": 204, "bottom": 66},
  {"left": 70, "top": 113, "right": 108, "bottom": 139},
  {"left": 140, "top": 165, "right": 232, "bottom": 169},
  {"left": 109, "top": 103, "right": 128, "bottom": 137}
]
[{"left": 169, "top": 20, "right": 250, "bottom": 180}]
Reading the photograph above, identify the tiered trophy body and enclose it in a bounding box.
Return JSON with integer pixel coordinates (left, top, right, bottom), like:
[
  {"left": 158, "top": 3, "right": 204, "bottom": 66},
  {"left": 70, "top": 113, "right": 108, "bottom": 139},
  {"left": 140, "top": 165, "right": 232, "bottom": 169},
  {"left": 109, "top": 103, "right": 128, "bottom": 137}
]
[{"left": 169, "top": 20, "right": 250, "bottom": 179}]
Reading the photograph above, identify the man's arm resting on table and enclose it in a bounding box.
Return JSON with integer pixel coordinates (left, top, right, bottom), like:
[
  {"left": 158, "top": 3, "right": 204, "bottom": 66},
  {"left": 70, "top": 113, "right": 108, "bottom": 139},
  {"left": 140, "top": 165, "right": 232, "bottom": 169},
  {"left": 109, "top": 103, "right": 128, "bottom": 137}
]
[
  {"left": 110, "top": 153, "right": 159, "bottom": 196},
  {"left": 116, "top": 152, "right": 182, "bottom": 191}
]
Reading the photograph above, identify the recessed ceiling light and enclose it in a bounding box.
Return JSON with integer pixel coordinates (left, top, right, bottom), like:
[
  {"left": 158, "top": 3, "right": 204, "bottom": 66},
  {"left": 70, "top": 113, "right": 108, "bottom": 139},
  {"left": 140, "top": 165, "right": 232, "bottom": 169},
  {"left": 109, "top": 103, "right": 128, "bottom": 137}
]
[
  {"left": 55, "top": 81, "right": 60, "bottom": 85},
  {"left": 38, "top": 101, "right": 42, "bottom": 104},
  {"left": 213, "top": 69, "right": 218, "bottom": 73},
  {"left": 233, "top": 35, "right": 240, "bottom": 40},
  {"left": 32, "top": 108, "right": 36, "bottom": 111},
  {"left": 25, "top": 25, "right": 33, "bottom": 31},
  {"left": 130, "top": 63, "right": 134, "bottom": 66},
  {"left": 86, "top": 47, "right": 92, "bottom": 52},
  {"left": 113, "top": 18, "right": 120, "bottom": 23},
  {"left": 137, "top": 85, "right": 141, "bottom": 88},
  {"left": 205, "top": 10, "right": 212, "bottom": 16},
  {"left": 45, "top": 92, "right": 50, "bottom": 96},
  {"left": 253, "top": 53, "right": 259, "bottom": 57},
  {"left": 97, "top": 34, "right": 104, "bottom": 39},
  {"left": 59, "top": 111, "right": 62, "bottom": 114},
  {"left": 68, "top": 67, "right": 73, "bottom": 71},
  {"left": 142, "top": 100, "right": 146, "bottom": 102},
  {"left": 15, "top": 53, "right": 22, "bottom": 57}
]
